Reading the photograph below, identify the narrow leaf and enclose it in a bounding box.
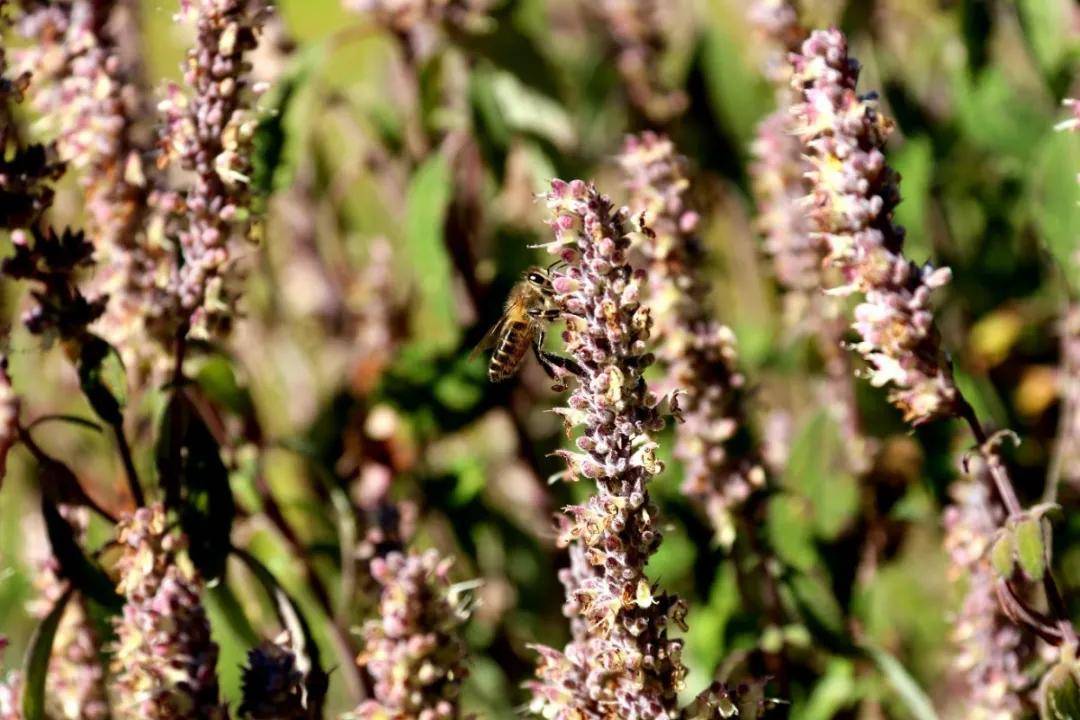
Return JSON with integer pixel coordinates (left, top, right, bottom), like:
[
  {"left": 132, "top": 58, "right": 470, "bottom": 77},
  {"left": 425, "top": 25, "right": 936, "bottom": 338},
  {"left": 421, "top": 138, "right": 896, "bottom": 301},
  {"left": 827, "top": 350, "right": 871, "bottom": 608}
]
[
  {"left": 37, "top": 456, "right": 112, "bottom": 522},
  {"left": 75, "top": 336, "right": 126, "bottom": 425},
  {"left": 41, "top": 498, "right": 121, "bottom": 609},
  {"left": 862, "top": 643, "right": 941, "bottom": 720},
  {"left": 406, "top": 154, "right": 458, "bottom": 351},
  {"left": 21, "top": 585, "right": 74, "bottom": 720},
  {"left": 156, "top": 393, "right": 234, "bottom": 581}
]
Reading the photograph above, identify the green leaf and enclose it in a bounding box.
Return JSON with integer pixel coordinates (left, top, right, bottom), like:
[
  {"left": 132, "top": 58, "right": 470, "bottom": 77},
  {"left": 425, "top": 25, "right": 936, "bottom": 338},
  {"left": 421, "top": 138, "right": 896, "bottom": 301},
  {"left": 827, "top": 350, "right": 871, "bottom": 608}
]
[
  {"left": 405, "top": 155, "right": 459, "bottom": 352},
  {"left": 1015, "top": 517, "right": 1047, "bottom": 581},
  {"left": 991, "top": 532, "right": 1016, "bottom": 578},
  {"left": 21, "top": 585, "right": 74, "bottom": 720},
  {"left": 1040, "top": 654, "right": 1080, "bottom": 720},
  {"left": 235, "top": 549, "right": 328, "bottom": 715},
  {"left": 766, "top": 493, "right": 819, "bottom": 572},
  {"left": 953, "top": 69, "right": 1049, "bottom": 158},
  {"left": 75, "top": 336, "right": 126, "bottom": 426},
  {"left": 196, "top": 355, "right": 254, "bottom": 419},
  {"left": 1017, "top": 0, "right": 1079, "bottom": 74},
  {"left": 861, "top": 643, "right": 941, "bottom": 720},
  {"left": 1030, "top": 128, "right": 1080, "bottom": 285},
  {"left": 251, "top": 44, "right": 319, "bottom": 199},
  {"left": 892, "top": 135, "right": 934, "bottom": 261},
  {"left": 156, "top": 393, "right": 235, "bottom": 581},
  {"left": 799, "top": 658, "right": 858, "bottom": 720},
  {"left": 782, "top": 411, "right": 859, "bottom": 540},
  {"left": 41, "top": 498, "right": 121, "bottom": 609},
  {"left": 789, "top": 572, "right": 846, "bottom": 642},
  {"left": 486, "top": 69, "right": 575, "bottom": 148},
  {"left": 699, "top": 24, "right": 771, "bottom": 146}
]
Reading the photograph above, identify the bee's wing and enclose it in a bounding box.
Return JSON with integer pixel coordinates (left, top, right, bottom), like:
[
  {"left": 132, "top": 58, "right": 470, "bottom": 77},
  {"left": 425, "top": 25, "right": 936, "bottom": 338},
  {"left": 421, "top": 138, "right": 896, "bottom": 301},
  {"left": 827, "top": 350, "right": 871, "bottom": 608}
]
[{"left": 468, "top": 316, "right": 507, "bottom": 360}]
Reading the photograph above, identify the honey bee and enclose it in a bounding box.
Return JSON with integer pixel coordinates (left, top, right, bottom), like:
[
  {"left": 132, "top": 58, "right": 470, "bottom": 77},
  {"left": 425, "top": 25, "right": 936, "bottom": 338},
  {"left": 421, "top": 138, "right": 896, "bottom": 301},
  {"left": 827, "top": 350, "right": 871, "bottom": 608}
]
[{"left": 473, "top": 266, "right": 579, "bottom": 383}]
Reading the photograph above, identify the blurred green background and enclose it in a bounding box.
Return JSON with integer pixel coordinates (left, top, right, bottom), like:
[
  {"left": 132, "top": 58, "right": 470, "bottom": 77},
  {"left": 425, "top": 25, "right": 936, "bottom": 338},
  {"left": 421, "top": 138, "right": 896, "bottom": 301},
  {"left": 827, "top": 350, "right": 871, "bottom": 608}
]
[{"left": 1, "top": 0, "right": 1078, "bottom": 717}]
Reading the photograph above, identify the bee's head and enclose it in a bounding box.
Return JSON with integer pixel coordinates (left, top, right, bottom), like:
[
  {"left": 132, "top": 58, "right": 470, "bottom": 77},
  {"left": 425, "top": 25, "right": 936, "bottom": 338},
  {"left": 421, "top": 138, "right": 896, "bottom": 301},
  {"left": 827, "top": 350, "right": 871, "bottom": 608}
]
[{"left": 525, "top": 267, "right": 550, "bottom": 288}]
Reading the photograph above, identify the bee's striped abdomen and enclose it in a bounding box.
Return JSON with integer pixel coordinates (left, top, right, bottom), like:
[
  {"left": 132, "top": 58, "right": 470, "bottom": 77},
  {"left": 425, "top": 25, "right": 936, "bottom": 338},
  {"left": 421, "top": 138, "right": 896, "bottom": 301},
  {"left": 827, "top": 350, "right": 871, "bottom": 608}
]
[{"left": 489, "top": 319, "right": 531, "bottom": 381}]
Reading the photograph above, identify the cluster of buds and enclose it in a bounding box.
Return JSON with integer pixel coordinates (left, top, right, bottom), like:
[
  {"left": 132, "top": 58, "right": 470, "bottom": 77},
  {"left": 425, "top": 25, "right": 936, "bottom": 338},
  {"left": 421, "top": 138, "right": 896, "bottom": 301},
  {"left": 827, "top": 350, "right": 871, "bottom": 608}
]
[
  {"left": 15, "top": 0, "right": 150, "bottom": 251},
  {"left": 238, "top": 634, "right": 309, "bottom": 720},
  {"left": 110, "top": 503, "right": 225, "bottom": 719},
  {"left": 747, "top": 0, "right": 833, "bottom": 347},
  {"left": 527, "top": 178, "right": 689, "bottom": 718},
  {"left": 749, "top": 109, "right": 826, "bottom": 332},
  {"left": 591, "top": 0, "right": 687, "bottom": 123},
  {"left": 789, "top": 28, "right": 957, "bottom": 425},
  {"left": 747, "top": 0, "right": 805, "bottom": 90},
  {"left": 943, "top": 466, "right": 1034, "bottom": 718},
  {"left": 14, "top": 0, "right": 164, "bottom": 365},
  {"left": 618, "top": 133, "right": 765, "bottom": 546},
  {"left": 342, "top": 0, "right": 489, "bottom": 60},
  {"left": 346, "top": 549, "right": 471, "bottom": 720},
  {"left": 1, "top": 0, "right": 65, "bottom": 229},
  {"left": 1, "top": 226, "right": 105, "bottom": 342},
  {"left": 156, "top": 0, "right": 268, "bottom": 342},
  {"left": 0, "top": 91, "right": 64, "bottom": 231}
]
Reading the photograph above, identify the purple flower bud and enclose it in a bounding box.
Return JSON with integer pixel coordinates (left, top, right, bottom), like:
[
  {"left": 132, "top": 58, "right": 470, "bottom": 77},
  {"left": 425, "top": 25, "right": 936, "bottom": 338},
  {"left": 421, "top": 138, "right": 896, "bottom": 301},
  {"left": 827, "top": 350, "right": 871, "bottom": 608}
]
[
  {"left": 346, "top": 550, "right": 471, "bottom": 720},
  {"left": 528, "top": 179, "right": 688, "bottom": 718},
  {"left": 790, "top": 29, "right": 957, "bottom": 426}
]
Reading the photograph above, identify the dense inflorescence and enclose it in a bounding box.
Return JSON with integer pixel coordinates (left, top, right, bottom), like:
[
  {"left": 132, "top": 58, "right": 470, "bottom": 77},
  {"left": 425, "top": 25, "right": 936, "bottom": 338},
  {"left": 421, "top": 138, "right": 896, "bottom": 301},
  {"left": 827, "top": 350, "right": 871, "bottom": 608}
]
[
  {"left": 747, "top": 0, "right": 804, "bottom": 90},
  {"left": 749, "top": 109, "right": 818, "bottom": 314},
  {"left": 591, "top": 0, "right": 687, "bottom": 123},
  {"left": 618, "top": 132, "right": 765, "bottom": 546},
  {"left": 15, "top": 0, "right": 164, "bottom": 364},
  {"left": 156, "top": 0, "right": 268, "bottom": 342},
  {"left": 943, "top": 466, "right": 1034, "bottom": 718},
  {"left": 347, "top": 549, "right": 470, "bottom": 720},
  {"left": 238, "top": 635, "right": 308, "bottom": 720},
  {"left": 109, "top": 503, "right": 225, "bottom": 720},
  {"left": 790, "top": 28, "right": 957, "bottom": 425},
  {"left": 0, "top": 12, "right": 65, "bottom": 232},
  {"left": 527, "top": 178, "right": 688, "bottom": 719},
  {"left": 16, "top": 0, "right": 150, "bottom": 259}
]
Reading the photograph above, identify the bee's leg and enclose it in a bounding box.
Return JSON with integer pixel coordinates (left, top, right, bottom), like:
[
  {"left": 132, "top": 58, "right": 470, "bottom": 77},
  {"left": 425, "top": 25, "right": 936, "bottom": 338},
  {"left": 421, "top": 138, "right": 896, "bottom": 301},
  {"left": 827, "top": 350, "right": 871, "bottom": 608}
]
[
  {"left": 527, "top": 307, "right": 562, "bottom": 322},
  {"left": 531, "top": 331, "right": 582, "bottom": 388}
]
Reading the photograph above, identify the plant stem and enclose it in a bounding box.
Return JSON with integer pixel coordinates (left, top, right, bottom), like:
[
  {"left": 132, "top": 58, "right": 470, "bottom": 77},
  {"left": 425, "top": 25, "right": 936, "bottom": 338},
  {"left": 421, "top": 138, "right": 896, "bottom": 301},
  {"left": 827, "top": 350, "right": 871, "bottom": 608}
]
[
  {"left": 112, "top": 419, "right": 144, "bottom": 507},
  {"left": 955, "top": 396, "right": 1077, "bottom": 645},
  {"left": 162, "top": 326, "right": 189, "bottom": 507},
  {"left": 955, "top": 397, "right": 1022, "bottom": 517}
]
